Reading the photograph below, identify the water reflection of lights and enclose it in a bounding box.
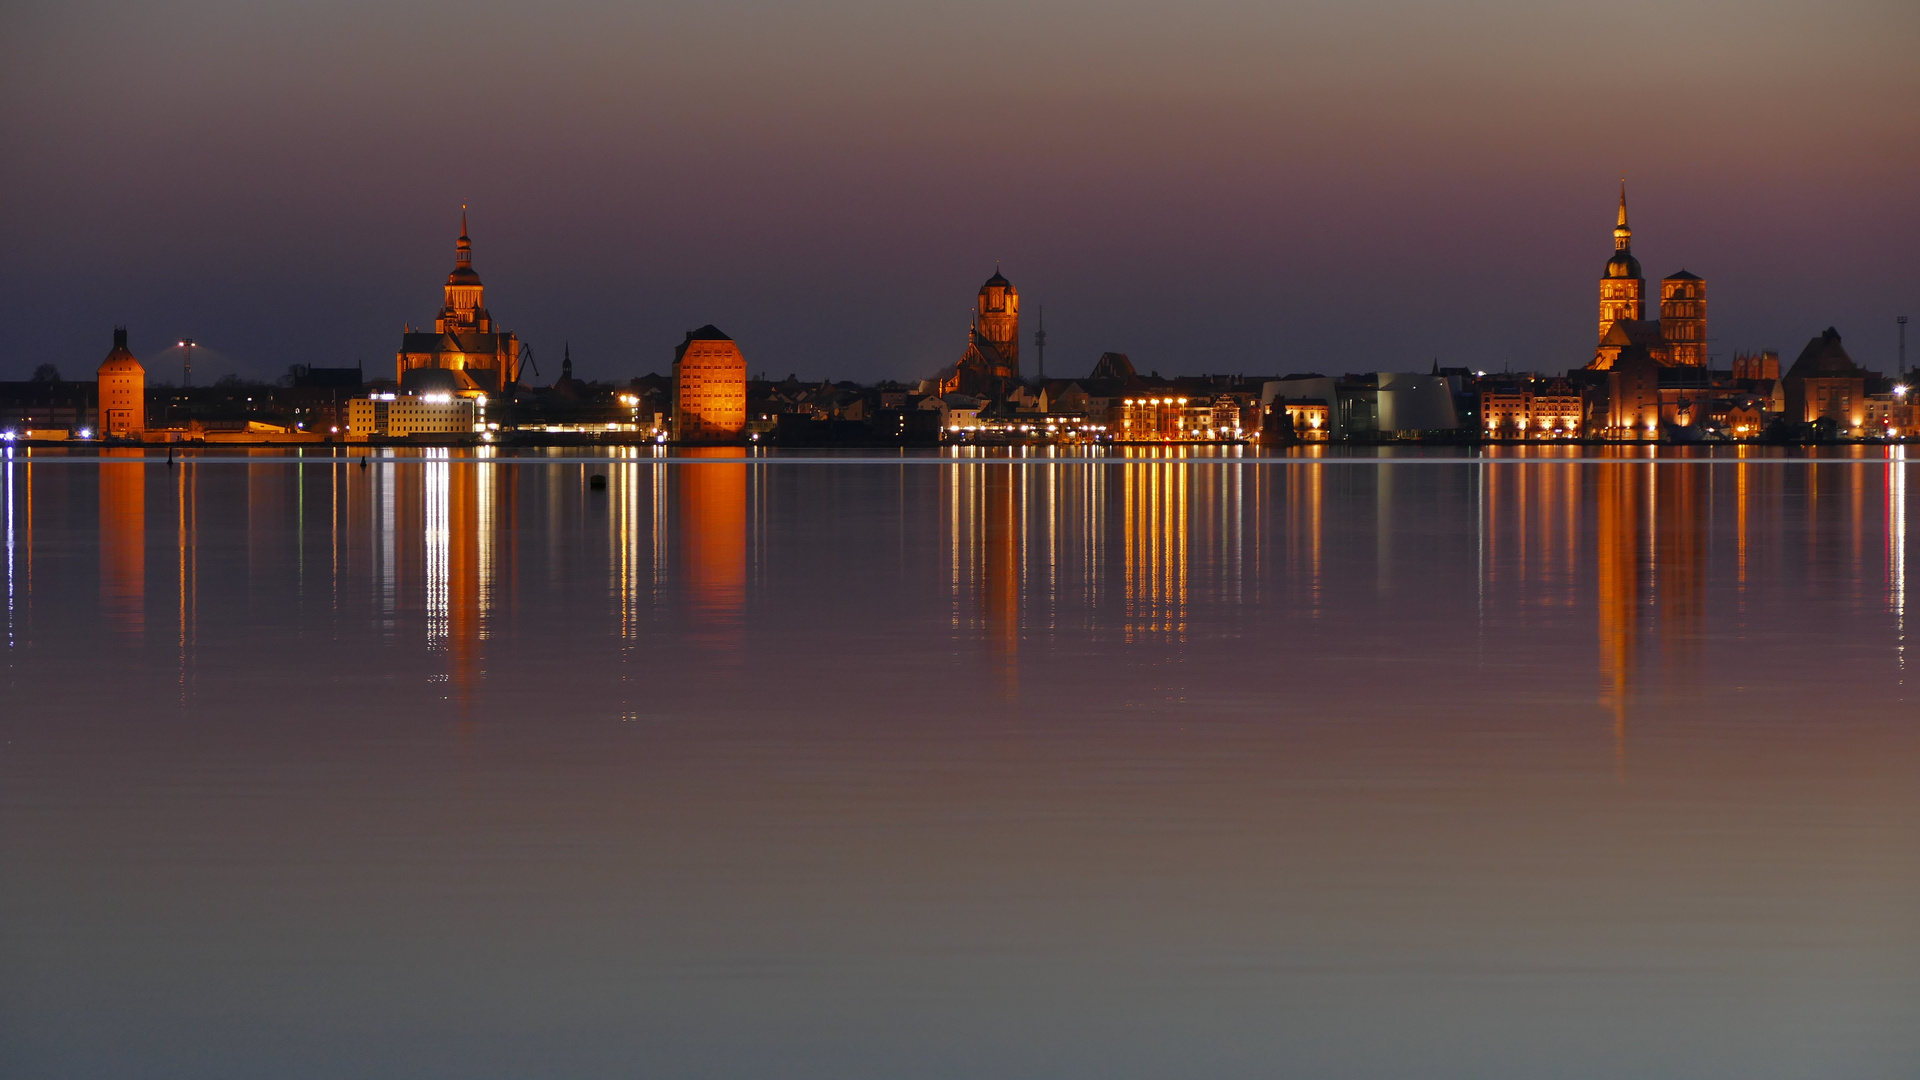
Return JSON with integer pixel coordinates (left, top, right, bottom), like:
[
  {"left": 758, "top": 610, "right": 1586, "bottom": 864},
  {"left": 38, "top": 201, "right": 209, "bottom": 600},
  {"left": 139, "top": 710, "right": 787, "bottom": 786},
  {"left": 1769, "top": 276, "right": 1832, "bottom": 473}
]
[
  {"left": 3, "top": 451, "right": 19, "bottom": 651},
  {"left": 1892, "top": 446, "right": 1906, "bottom": 678},
  {"left": 1122, "top": 462, "right": 1188, "bottom": 644},
  {"left": 424, "top": 449, "right": 450, "bottom": 648},
  {"left": 100, "top": 453, "right": 145, "bottom": 639}
]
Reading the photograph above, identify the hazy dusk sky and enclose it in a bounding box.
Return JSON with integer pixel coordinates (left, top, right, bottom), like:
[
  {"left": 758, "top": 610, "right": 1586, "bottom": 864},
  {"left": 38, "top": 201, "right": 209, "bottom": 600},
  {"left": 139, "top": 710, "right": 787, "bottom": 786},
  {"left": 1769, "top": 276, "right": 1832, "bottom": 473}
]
[{"left": 3, "top": 0, "right": 1916, "bottom": 384}]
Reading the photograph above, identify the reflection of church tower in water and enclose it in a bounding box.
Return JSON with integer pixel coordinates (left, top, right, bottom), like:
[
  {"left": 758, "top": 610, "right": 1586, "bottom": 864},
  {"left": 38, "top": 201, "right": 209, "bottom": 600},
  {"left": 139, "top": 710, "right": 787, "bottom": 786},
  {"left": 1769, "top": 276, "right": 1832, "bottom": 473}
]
[
  {"left": 946, "top": 463, "right": 1022, "bottom": 698},
  {"left": 1595, "top": 462, "right": 1705, "bottom": 758},
  {"left": 1595, "top": 463, "right": 1640, "bottom": 743},
  {"left": 984, "top": 465, "right": 1021, "bottom": 697},
  {"left": 1655, "top": 463, "right": 1705, "bottom": 673}
]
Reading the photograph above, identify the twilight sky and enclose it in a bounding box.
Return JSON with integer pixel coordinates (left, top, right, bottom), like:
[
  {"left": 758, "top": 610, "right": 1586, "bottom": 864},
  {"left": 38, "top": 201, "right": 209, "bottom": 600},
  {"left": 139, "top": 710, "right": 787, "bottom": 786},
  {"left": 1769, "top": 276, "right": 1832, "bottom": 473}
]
[{"left": 3, "top": 0, "right": 1917, "bottom": 385}]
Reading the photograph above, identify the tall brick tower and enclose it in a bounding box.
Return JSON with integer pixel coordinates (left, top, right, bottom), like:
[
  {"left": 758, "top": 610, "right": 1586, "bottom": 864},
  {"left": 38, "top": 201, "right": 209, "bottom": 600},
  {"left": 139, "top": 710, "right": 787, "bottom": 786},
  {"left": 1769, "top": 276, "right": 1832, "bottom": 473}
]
[
  {"left": 1598, "top": 182, "right": 1645, "bottom": 342},
  {"left": 972, "top": 268, "right": 1020, "bottom": 381},
  {"left": 1659, "top": 270, "right": 1707, "bottom": 367}
]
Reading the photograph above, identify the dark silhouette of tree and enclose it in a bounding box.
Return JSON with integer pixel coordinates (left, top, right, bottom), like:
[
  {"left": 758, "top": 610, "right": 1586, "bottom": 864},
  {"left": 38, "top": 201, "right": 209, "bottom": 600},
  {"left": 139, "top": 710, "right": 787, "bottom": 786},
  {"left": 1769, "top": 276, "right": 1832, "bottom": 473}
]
[{"left": 31, "top": 364, "right": 61, "bottom": 382}]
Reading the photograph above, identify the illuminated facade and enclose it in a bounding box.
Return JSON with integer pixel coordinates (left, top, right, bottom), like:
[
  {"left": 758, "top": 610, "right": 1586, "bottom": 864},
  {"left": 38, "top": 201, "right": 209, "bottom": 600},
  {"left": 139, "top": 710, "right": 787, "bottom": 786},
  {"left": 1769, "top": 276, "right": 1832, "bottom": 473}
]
[
  {"left": 939, "top": 270, "right": 1020, "bottom": 395},
  {"left": 1659, "top": 271, "right": 1707, "bottom": 367},
  {"left": 1480, "top": 380, "right": 1581, "bottom": 438},
  {"left": 1118, "top": 396, "right": 1190, "bottom": 441},
  {"left": 1588, "top": 345, "right": 1663, "bottom": 438},
  {"left": 97, "top": 326, "right": 145, "bottom": 439},
  {"left": 1272, "top": 399, "right": 1329, "bottom": 440},
  {"left": 671, "top": 325, "right": 747, "bottom": 444},
  {"left": 396, "top": 211, "right": 520, "bottom": 395},
  {"left": 347, "top": 394, "right": 478, "bottom": 439},
  {"left": 1597, "top": 184, "right": 1644, "bottom": 343},
  {"left": 1589, "top": 184, "right": 1707, "bottom": 370}
]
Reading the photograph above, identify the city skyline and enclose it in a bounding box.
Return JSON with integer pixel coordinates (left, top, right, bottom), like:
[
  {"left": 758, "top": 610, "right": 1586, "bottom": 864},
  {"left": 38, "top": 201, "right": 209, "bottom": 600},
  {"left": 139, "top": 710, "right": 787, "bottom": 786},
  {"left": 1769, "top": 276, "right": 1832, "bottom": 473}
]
[{"left": 3, "top": 0, "right": 1916, "bottom": 384}]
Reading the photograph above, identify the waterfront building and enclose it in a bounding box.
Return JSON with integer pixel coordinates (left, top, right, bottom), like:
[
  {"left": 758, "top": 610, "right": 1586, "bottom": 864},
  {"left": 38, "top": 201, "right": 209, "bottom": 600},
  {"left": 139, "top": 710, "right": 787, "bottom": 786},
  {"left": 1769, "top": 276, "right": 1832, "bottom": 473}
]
[
  {"left": 671, "top": 325, "right": 747, "bottom": 444},
  {"left": 347, "top": 393, "right": 478, "bottom": 439},
  {"left": 1117, "top": 396, "right": 1189, "bottom": 441},
  {"left": 1479, "top": 379, "right": 1581, "bottom": 438},
  {"left": 0, "top": 376, "right": 96, "bottom": 437},
  {"left": 1263, "top": 398, "right": 1329, "bottom": 441},
  {"left": 1374, "top": 372, "right": 1461, "bottom": 433},
  {"left": 97, "top": 326, "right": 145, "bottom": 439},
  {"left": 1586, "top": 342, "right": 1663, "bottom": 438},
  {"left": 1783, "top": 327, "right": 1872, "bottom": 432},
  {"left": 395, "top": 211, "right": 521, "bottom": 396}
]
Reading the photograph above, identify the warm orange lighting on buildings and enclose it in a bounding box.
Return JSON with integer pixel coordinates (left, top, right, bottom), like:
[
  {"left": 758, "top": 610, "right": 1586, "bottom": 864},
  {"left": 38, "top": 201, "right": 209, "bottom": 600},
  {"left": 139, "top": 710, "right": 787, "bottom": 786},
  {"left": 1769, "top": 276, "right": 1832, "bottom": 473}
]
[
  {"left": 396, "top": 210, "right": 520, "bottom": 395},
  {"left": 1589, "top": 183, "right": 1707, "bottom": 372},
  {"left": 938, "top": 269, "right": 1021, "bottom": 395},
  {"left": 680, "top": 450, "right": 746, "bottom": 649},
  {"left": 1659, "top": 271, "right": 1707, "bottom": 367},
  {"left": 97, "top": 327, "right": 146, "bottom": 439},
  {"left": 100, "top": 451, "right": 145, "bottom": 637},
  {"left": 672, "top": 326, "right": 747, "bottom": 444},
  {"left": 1597, "top": 182, "right": 1644, "bottom": 344}
]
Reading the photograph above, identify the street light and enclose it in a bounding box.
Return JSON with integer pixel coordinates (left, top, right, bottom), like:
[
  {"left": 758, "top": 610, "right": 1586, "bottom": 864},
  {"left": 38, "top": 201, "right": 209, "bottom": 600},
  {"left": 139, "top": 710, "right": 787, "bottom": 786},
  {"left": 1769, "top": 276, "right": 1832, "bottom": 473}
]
[{"left": 178, "top": 338, "right": 196, "bottom": 387}]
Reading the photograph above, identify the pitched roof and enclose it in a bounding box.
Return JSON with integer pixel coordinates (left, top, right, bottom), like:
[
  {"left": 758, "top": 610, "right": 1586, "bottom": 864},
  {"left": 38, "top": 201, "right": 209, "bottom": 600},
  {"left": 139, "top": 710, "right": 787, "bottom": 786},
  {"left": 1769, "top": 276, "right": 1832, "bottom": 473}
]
[
  {"left": 1089, "top": 352, "right": 1136, "bottom": 381},
  {"left": 1600, "top": 319, "right": 1666, "bottom": 349},
  {"left": 1786, "top": 327, "right": 1870, "bottom": 379}
]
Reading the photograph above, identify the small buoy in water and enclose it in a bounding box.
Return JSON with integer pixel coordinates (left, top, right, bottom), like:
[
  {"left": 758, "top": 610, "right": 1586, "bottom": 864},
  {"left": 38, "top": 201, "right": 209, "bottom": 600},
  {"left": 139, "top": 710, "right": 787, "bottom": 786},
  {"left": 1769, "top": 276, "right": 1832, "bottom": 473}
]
[
  {"left": 360, "top": 456, "right": 369, "bottom": 469},
  {"left": 167, "top": 447, "right": 175, "bottom": 467},
  {"left": 588, "top": 473, "right": 608, "bottom": 491}
]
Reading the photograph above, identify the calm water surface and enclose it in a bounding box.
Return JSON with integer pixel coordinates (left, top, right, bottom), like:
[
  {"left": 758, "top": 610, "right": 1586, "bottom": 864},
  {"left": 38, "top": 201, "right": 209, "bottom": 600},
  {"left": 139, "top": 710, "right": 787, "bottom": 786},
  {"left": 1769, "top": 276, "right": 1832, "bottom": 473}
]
[{"left": 2, "top": 448, "right": 1917, "bottom": 1078}]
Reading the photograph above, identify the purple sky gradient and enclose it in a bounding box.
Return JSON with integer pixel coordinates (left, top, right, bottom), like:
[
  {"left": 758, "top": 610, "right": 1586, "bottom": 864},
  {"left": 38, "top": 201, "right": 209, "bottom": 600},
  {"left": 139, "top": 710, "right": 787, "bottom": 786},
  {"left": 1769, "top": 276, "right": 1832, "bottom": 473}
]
[{"left": 3, "top": 0, "right": 1916, "bottom": 383}]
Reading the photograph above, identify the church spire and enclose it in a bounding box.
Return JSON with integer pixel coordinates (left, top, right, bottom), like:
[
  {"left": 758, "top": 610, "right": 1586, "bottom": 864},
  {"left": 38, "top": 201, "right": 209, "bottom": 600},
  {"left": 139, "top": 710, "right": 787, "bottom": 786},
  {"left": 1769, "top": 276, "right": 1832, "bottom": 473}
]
[
  {"left": 1614, "top": 178, "right": 1632, "bottom": 252},
  {"left": 457, "top": 205, "right": 472, "bottom": 267}
]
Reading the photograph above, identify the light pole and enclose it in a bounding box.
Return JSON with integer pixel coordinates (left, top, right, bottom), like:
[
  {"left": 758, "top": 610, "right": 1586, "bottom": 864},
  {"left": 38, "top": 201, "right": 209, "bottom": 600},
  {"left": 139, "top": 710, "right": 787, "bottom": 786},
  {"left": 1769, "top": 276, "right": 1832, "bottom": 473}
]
[
  {"left": 1900, "top": 316, "right": 1909, "bottom": 382},
  {"left": 178, "top": 338, "right": 196, "bottom": 388}
]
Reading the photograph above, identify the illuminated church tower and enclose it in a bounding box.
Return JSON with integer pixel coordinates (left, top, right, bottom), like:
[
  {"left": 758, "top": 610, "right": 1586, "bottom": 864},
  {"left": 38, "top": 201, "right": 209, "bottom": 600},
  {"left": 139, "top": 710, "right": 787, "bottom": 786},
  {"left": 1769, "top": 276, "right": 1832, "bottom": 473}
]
[
  {"left": 1598, "top": 182, "right": 1645, "bottom": 342},
  {"left": 938, "top": 268, "right": 1022, "bottom": 395},
  {"left": 972, "top": 269, "right": 1020, "bottom": 379},
  {"left": 437, "top": 211, "right": 491, "bottom": 334},
  {"left": 396, "top": 209, "right": 521, "bottom": 395},
  {"left": 1659, "top": 270, "right": 1707, "bottom": 367}
]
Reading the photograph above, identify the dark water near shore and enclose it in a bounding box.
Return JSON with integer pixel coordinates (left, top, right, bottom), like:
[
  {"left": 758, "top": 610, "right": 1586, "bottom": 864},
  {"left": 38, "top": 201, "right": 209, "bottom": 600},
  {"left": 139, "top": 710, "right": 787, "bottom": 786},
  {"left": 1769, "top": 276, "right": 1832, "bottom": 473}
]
[{"left": 3, "top": 448, "right": 1917, "bottom": 1078}]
